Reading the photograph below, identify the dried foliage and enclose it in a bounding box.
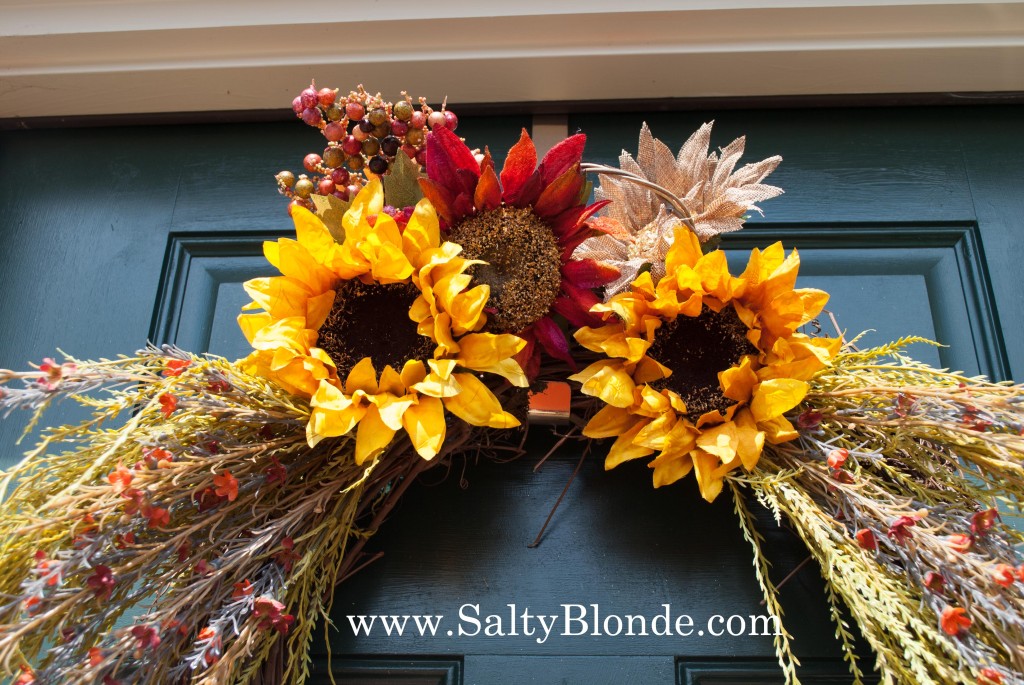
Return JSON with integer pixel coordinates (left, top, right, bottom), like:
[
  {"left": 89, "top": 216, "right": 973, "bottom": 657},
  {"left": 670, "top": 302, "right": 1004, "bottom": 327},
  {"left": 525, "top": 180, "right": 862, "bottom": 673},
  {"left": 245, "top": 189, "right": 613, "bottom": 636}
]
[
  {"left": 0, "top": 347, "right": 455, "bottom": 685},
  {"left": 575, "top": 121, "right": 783, "bottom": 296},
  {"left": 732, "top": 339, "right": 1024, "bottom": 685}
]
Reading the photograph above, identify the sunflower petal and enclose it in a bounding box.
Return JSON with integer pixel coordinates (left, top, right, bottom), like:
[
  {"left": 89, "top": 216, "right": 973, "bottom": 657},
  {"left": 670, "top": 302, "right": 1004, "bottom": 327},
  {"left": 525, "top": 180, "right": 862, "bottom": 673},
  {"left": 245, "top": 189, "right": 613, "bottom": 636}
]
[
  {"left": 444, "top": 373, "right": 521, "bottom": 429},
  {"left": 377, "top": 365, "right": 406, "bottom": 396},
  {"left": 417, "top": 178, "right": 454, "bottom": 224},
  {"left": 456, "top": 333, "right": 526, "bottom": 369},
  {"left": 243, "top": 276, "right": 314, "bottom": 319},
  {"left": 238, "top": 312, "right": 273, "bottom": 344},
  {"left": 539, "top": 133, "right": 586, "bottom": 185},
  {"left": 343, "top": 179, "right": 385, "bottom": 240},
  {"left": 734, "top": 408, "right": 766, "bottom": 470},
  {"left": 427, "top": 127, "right": 481, "bottom": 196},
  {"left": 371, "top": 394, "right": 415, "bottom": 431},
  {"left": 474, "top": 358, "right": 529, "bottom": 388},
  {"left": 355, "top": 404, "right": 397, "bottom": 464},
  {"left": 403, "top": 396, "right": 446, "bottom": 459},
  {"left": 651, "top": 451, "right": 695, "bottom": 488},
  {"left": 760, "top": 414, "right": 799, "bottom": 444},
  {"left": 691, "top": 450, "right": 726, "bottom": 502},
  {"left": 346, "top": 358, "right": 378, "bottom": 395},
  {"left": 750, "top": 378, "right": 808, "bottom": 423},
  {"left": 719, "top": 354, "right": 758, "bottom": 403},
  {"left": 500, "top": 129, "right": 537, "bottom": 204},
  {"left": 583, "top": 404, "right": 639, "bottom": 439},
  {"left": 605, "top": 420, "right": 655, "bottom": 469},
  {"left": 403, "top": 198, "right": 441, "bottom": 267},
  {"left": 305, "top": 289, "right": 336, "bottom": 332},
  {"left": 696, "top": 421, "right": 740, "bottom": 463},
  {"left": 533, "top": 316, "right": 576, "bottom": 367},
  {"left": 562, "top": 258, "right": 620, "bottom": 289},
  {"left": 292, "top": 206, "right": 337, "bottom": 256},
  {"left": 665, "top": 227, "right": 703, "bottom": 274},
  {"left": 578, "top": 363, "right": 636, "bottom": 408},
  {"left": 474, "top": 163, "right": 502, "bottom": 212},
  {"left": 533, "top": 163, "right": 584, "bottom": 219}
]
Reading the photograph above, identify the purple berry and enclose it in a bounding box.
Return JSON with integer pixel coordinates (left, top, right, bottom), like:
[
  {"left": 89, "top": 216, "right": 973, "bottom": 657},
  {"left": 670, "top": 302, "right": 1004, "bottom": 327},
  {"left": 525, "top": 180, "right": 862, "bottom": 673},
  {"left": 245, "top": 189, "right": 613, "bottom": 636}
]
[
  {"left": 292, "top": 96, "right": 304, "bottom": 115},
  {"left": 324, "top": 121, "right": 345, "bottom": 142},
  {"left": 380, "top": 135, "right": 401, "bottom": 157},
  {"left": 331, "top": 168, "right": 350, "bottom": 186},
  {"left": 341, "top": 135, "right": 362, "bottom": 156},
  {"left": 300, "top": 87, "right": 318, "bottom": 110},
  {"left": 443, "top": 110, "right": 458, "bottom": 131},
  {"left": 368, "top": 155, "right": 388, "bottom": 175},
  {"left": 301, "top": 107, "right": 323, "bottom": 127}
]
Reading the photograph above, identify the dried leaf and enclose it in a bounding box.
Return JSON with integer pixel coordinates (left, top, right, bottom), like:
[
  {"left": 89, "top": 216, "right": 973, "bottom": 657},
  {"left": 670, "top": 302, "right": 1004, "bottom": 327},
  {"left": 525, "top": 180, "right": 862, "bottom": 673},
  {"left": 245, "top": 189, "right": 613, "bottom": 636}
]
[
  {"left": 383, "top": 151, "right": 425, "bottom": 209},
  {"left": 311, "top": 193, "right": 351, "bottom": 243}
]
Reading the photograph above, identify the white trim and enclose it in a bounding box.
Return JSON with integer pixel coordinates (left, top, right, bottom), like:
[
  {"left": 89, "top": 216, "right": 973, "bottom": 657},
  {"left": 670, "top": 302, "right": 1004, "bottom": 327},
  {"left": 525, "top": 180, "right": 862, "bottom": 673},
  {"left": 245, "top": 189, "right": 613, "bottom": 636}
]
[{"left": 1, "top": 2, "right": 1022, "bottom": 117}]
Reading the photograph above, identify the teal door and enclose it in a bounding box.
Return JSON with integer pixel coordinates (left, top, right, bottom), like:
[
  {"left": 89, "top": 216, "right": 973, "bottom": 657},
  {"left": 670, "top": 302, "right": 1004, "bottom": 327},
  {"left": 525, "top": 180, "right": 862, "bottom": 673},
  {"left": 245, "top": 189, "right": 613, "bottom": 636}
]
[{"left": 1, "top": 105, "right": 1020, "bottom": 684}]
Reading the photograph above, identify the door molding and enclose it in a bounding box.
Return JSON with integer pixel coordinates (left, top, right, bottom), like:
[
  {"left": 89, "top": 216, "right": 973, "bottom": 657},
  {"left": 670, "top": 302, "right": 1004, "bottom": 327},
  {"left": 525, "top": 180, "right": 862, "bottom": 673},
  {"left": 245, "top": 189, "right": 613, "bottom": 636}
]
[{"left": 3, "top": 2, "right": 1023, "bottom": 118}]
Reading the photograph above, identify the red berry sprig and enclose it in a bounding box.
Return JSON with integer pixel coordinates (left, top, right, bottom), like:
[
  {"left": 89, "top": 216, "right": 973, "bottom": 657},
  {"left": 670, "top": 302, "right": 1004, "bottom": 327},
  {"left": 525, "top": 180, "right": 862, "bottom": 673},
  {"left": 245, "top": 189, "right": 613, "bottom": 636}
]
[{"left": 277, "top": 83, "right": 458, "bottom": 214}]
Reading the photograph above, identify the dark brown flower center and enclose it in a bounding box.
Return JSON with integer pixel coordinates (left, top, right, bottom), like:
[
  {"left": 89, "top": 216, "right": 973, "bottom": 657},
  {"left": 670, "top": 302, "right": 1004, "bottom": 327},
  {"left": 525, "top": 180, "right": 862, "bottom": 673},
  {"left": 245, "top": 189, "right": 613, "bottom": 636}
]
[
  {"left": 317, "top": 280, "right": 435, "bottom": 380},
  {"left": 447, "top": 206, "right": 562, "bottom": 334},
  {"left": 647, "top": 305, "right": 757, "bottom": 421}
]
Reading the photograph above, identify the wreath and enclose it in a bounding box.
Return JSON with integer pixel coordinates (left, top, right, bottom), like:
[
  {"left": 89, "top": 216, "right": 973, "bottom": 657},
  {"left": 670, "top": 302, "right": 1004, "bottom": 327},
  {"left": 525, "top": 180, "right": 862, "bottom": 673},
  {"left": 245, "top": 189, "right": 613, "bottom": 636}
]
[{"left": 1, "top": 84, "right": 1022, "bottom": 685}]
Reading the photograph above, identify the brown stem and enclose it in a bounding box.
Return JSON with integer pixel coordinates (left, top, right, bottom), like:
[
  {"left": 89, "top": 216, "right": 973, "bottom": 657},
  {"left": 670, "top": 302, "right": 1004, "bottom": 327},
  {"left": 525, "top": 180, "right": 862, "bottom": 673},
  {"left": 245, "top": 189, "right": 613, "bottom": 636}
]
[{"left": 527, "top": 448, "right": 587, "bottom": 549}]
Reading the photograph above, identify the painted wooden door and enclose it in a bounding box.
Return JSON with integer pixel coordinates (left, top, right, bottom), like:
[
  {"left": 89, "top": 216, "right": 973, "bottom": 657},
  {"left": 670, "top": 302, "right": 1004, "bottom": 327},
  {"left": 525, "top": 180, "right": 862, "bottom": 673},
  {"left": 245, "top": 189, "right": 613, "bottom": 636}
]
[{"left": 1, "top": 105, "right": 1020, "bottom": 684}]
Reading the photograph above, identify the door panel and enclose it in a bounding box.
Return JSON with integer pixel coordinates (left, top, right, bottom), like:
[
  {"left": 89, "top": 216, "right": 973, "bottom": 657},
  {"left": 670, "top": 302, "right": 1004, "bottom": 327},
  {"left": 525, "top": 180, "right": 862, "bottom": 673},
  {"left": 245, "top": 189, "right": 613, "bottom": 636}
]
[{"left": 2, "top": 106, "right": 1021, "bottom": 683}]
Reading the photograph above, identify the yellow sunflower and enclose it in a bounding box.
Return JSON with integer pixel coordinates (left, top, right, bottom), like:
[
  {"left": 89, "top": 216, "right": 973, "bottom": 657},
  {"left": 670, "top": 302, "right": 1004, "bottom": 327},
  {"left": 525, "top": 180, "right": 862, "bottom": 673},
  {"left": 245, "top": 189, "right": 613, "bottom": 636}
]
[
  {"left": 238, "top": 179, "right": 528, "bottom": 463},
  {"left": 570, "top": 227, "right": 841, "bottom": 502}
]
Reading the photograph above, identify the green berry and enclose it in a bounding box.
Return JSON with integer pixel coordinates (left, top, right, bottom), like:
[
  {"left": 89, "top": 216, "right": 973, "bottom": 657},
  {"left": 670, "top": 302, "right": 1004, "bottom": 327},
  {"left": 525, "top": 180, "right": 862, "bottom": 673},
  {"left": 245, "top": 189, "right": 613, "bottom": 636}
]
[
  {"left": 362, "top": 137, "right": 381, "bottom": 156},
  {"left": 323, "top": 147, "right": 345, "bottom": 169},
  {"left": 294, "top": 177, "right": 314, "bottom": 198},
  {"left": 393, "top": 101, "right": 414, "bottom": 121}
]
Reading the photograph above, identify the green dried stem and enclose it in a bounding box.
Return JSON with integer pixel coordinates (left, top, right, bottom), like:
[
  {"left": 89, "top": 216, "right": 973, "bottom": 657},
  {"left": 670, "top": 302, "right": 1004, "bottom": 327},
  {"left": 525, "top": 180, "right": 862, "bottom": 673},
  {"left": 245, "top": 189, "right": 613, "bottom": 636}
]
[
  {"left": 728, "top": 479, "right": 802, "bottom": 685},
  {"left": 0, "top": 346, "right": 526, "bottom": 685},
  {"left": 0, "top": 348, "right": 385, "bottom": 684},
  {"left": 732, "top": 337, "right": 1024, "bottom": 684}
]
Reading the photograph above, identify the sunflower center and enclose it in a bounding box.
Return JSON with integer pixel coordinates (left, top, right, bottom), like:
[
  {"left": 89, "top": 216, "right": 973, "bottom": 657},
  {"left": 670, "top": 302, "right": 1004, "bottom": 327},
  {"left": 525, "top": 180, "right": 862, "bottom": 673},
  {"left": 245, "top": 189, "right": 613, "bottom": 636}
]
[
  {"left": 447, "top": 206, "right": 562, "bottom": 334},
  {"left": 647, "top": 305, "right": 757, "bottom": 421},
  {"left": 317, "top": 280, "right": 435, "bottom": 380}
]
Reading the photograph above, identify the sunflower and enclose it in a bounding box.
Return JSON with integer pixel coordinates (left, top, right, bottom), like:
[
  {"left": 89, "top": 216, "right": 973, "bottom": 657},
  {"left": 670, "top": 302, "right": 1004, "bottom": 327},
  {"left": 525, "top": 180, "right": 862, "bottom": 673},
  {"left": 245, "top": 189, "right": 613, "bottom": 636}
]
[
  {"left": 418, "top": 127, "right": 618, "bottom": 378},
  {"left": 238, "top": 179, "right": 528, "bottom": 464},
  {"left": 570, "top": 227, "right": 840, "bottom": 502}
]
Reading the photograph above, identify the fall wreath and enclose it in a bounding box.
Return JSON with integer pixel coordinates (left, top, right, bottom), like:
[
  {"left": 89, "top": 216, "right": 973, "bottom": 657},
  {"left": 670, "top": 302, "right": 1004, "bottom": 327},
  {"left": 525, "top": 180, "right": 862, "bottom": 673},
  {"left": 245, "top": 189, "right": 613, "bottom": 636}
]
[{"left": 1, "top": 85, "right": 1022, "bottom": 685}]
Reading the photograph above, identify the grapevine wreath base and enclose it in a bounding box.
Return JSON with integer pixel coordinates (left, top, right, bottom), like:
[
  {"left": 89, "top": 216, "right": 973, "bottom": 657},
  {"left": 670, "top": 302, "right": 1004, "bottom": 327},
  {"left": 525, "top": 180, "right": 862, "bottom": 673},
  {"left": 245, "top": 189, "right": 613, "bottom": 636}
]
[{"left": 1, "top": 85, "right": 1023, "bottom": 685}]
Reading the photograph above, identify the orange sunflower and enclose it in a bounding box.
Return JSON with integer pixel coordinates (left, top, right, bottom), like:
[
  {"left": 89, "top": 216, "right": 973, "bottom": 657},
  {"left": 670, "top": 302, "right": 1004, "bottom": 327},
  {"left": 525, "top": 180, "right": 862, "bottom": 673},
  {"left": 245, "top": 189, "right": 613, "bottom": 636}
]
[
  {"left": 419, "top": 127, "right": 618, "bottom": 379},
  {"left": 238, "top": 179, "right": 528, "bottom": 464},
  {"left": 571, "top": 227, "right": 840, "bottom": 502}
]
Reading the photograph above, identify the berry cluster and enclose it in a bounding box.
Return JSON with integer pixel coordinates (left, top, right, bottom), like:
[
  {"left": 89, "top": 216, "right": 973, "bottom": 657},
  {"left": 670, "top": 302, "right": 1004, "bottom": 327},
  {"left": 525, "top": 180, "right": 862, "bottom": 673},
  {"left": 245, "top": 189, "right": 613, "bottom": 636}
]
[{"left": 277, "top": 83, "right": 459, "bottom": 213}]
